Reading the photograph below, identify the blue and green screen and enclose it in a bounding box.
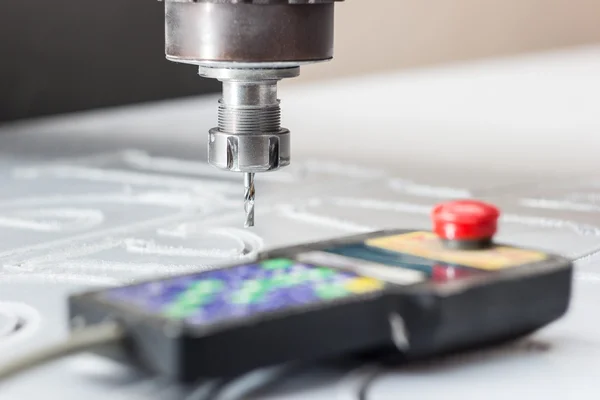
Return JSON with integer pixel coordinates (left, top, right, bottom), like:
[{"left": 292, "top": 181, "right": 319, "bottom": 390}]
[{"left": 103, "top": 258, "right": 384, "bottom": 325}]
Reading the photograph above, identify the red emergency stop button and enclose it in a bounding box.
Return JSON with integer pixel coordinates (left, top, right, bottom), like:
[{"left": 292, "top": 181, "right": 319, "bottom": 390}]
[{"left": 431, "top": 200, "right": 500, "bottom": 249}]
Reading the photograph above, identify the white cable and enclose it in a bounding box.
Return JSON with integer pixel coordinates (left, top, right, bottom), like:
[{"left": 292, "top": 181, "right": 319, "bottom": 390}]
[{"left": 0, "top": 323, "right": 125, "bottom": 383}]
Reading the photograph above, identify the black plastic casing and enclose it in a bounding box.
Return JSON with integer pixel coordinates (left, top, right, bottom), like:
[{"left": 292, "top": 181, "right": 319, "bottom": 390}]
[
  {"left": 70, "top": 288, "right": 392, "bottom": 381},
  {"left": 69, "top": 229, "right": 573, "bottom": 382}
]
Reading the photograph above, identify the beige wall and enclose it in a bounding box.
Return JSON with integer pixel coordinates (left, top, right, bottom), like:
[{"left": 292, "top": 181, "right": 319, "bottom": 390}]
[{"left": 298, "top": 0, "right": 600, "bottom": 82}]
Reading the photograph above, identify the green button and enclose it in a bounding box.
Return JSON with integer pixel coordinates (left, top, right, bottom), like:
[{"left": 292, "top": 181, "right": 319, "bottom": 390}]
[
  {"left": 268, "top": 273, "right": 305, "bottom": 288},
  {"left": 189, "top": 279, "right": 224, "bottom": 294},
  {"left": 241, "top": 280, "right": 266, "bottom": 292},
  {"left": 315, "top": 284, "right": 350, "bottom": 300},
  {"left": 262, "top": 258, "right": 294, "bottom": 270},
  {"left": 264, "top": 275, "right": 284, "bottom": 288},
  {"left": 165, "top": 302, "right": 199, "bottom": 319},
  {"left": 230, "top": 289, "right": 266, "bottom": 305},
  {"left": 307, "top": 267, "right": 336, "bottom": 281},
  {"left": 175, "top": 280, "right": 222, "bottom": 307},
  {"left": 178, "top": 290, "right": 212, "bottom": 306}
]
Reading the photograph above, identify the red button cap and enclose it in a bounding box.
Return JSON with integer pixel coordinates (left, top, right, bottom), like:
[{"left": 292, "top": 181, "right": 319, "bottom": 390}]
[{"left": 431, "top": 199, "right": 500, "bottom": 241}]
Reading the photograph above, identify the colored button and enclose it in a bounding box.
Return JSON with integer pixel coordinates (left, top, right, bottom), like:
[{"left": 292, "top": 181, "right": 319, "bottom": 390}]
[
  {"left": 344, "top": 277, "right": 385, "bottom": 293},
  {"left": 316, "top": 284, "right": 350, "bottom": 299},
  {"left": 262, "top": 258, "right": 294, "bottom": 270},
  {"left": 431, "top": 200, "right": 500, "bottom": 241}
]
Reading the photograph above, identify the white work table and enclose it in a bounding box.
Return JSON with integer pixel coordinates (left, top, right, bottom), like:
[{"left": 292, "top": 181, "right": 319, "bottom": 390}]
[{"left": 0, "top": 45, "right": 599, "bottom": 399}]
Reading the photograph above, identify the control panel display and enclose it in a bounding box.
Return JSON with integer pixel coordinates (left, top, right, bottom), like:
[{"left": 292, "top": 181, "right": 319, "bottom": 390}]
[{"left": 102, "top": 258, "right": 384, "bottom": 325}]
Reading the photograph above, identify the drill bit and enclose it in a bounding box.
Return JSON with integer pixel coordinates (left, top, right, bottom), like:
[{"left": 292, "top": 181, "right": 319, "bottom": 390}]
[{"left": 244, "top": 172, "right": 255, "bottom": 227}]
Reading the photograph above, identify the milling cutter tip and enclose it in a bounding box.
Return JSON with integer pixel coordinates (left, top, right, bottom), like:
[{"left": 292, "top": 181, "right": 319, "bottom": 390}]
[{"left": 244, "top": 172, "right": 255, "bottom": 228}]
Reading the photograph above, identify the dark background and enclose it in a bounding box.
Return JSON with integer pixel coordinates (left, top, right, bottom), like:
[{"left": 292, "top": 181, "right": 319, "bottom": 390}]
[{"left": 0, "top": 0, "right": 220, "bottom": 123}]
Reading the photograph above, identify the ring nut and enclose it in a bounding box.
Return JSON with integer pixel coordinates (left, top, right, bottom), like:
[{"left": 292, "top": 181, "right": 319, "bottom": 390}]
[{"left": 208, "top": 128, "right": 290, "bottom": 172}]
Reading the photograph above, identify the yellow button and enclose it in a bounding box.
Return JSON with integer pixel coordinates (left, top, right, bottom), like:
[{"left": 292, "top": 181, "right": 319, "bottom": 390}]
[{"left": 344, "top": 277, "right": 384, "bottom": 294}]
